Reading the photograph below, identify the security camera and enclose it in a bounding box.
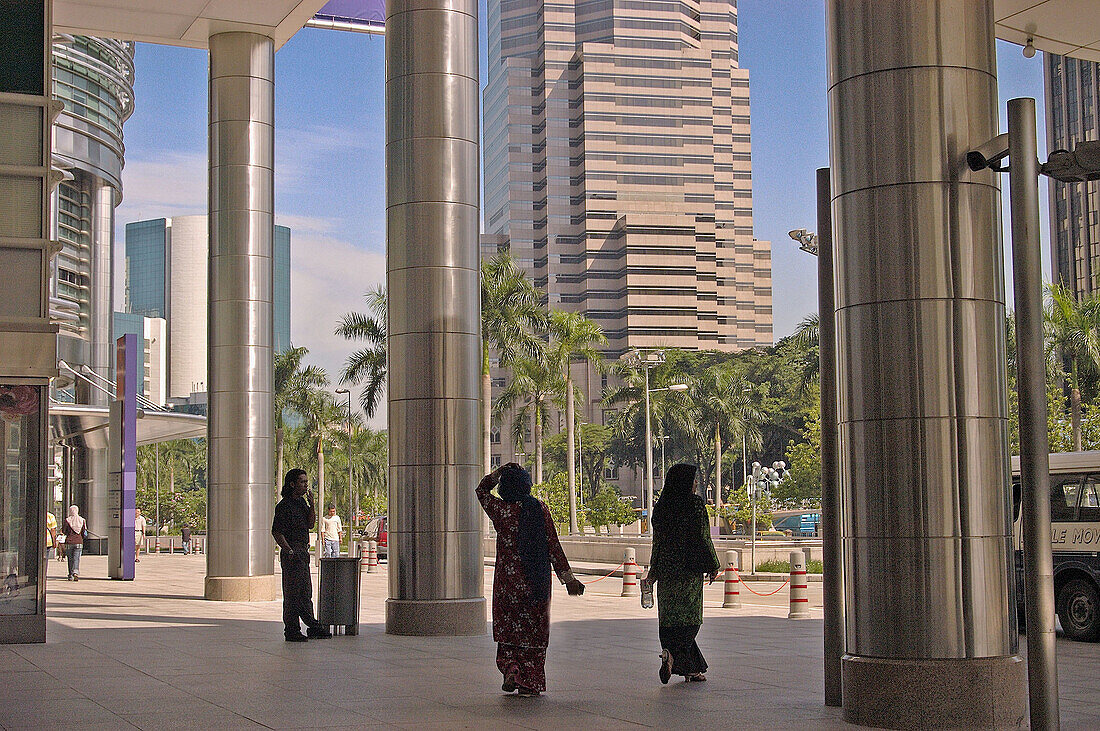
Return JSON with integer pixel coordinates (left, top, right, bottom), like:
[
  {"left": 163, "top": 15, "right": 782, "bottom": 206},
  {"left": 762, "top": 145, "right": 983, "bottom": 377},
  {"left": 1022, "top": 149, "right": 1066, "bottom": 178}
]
[
  {"left": 966, "top": 133, "right": 1010, "bottom": 172},
  {"left": 1041, "top": 140, "right": 1100, "bottom": 183}
]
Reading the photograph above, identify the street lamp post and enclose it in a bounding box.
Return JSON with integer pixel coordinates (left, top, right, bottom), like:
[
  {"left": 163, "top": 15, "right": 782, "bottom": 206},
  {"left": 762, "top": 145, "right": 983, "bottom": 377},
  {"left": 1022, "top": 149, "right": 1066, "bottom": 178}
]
[
  {"left": 749, "top": 460, "right": 787, "bottom": 573},
  {"left": 336, "top": 388, "right": 352, "bottom": 556}
]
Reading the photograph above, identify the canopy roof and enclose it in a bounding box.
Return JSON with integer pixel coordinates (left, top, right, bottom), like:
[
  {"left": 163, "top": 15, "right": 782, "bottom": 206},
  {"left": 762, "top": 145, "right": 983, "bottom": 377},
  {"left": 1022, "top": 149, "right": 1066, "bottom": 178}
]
[
  {"left": 997, "top": 0, "right": 1100, "bottom": 62},
  {"left": 52, "top": 0, "right": 329, "bottom": 50},
  {"left": 51, "top": 403, "right": 206, "bottom": 448}
]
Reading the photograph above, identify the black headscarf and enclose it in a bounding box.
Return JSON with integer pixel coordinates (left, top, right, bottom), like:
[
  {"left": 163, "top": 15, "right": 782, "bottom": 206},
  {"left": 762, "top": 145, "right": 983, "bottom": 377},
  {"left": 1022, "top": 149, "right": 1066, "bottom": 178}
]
[
  {"left": 651, "top": 463, "right": 719, "bottom": 575},
  {"left": 652, "top": 463, "right": 700, "bottom": 532},
  {"left": 499, "top": 464, "right": 551, "bottom": 603}
]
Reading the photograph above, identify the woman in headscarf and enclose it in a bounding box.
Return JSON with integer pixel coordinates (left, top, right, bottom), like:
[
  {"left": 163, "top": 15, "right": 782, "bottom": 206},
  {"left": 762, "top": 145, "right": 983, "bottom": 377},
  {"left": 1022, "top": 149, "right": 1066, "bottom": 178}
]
[
  {"left": 642, "top": 463, "right": 720, "bottom": 684},
  {"left": 477, "top": 462, "right": 585, "bottom": 696},
  {"left": 61, "top": 505, "right": 86, "bottom": 581}
]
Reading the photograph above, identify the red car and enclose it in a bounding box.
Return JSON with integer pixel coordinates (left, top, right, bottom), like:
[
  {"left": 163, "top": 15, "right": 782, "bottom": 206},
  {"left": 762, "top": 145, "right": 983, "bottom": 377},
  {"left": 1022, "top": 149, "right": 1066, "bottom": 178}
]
[{"left": 362, "top": 516, "right": 387, "bottom": 559}]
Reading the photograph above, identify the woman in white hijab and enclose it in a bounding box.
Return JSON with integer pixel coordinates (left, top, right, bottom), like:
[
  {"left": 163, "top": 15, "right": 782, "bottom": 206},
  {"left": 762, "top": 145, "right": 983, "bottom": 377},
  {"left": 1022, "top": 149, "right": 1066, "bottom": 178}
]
[{"left": 61, "top": 506, "right": 86, "bottom": 581}]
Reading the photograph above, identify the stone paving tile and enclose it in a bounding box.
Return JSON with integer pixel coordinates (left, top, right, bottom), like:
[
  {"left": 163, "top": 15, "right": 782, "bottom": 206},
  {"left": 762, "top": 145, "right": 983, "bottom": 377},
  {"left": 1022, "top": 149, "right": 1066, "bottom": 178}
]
[{"left": 7, "top": 554, "right": 1097, "bottom": 729}]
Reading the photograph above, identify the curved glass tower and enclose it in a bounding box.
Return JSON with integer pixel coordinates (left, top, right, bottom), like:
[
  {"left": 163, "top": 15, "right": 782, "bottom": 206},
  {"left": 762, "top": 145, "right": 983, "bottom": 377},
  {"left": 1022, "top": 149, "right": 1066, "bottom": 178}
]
[{"left": 49, "top": 35, "right": 135, "bottom": 535}]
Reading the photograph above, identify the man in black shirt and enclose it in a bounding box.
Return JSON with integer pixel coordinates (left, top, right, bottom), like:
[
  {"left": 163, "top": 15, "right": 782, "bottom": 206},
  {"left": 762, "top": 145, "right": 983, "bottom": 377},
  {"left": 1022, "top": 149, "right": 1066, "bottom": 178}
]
[{"left": 272, "top": 468, "right": 332, "bottom": 642}]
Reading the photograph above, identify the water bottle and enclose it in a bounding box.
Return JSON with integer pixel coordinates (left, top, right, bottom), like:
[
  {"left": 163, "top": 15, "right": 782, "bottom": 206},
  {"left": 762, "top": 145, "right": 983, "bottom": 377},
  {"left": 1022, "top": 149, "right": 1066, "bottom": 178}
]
[{"left": 641, "top": 578, "right": 654, "bottom": 609}]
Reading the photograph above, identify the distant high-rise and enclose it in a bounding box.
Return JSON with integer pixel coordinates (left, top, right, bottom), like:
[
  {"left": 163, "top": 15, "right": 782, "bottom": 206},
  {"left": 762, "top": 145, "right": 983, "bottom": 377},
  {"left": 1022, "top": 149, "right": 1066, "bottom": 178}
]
[
  {"left": 111, "top": 312, "right": 167, "bottom": 406},
  {"left": 124, "top": 216, "right": 291, "bottom": 400},
  {"left": 482, "top": 0, "right": 772, "bottom": 352},
  {"left": 1046, "top": 53, "right": 1100, "bottom": 299}
]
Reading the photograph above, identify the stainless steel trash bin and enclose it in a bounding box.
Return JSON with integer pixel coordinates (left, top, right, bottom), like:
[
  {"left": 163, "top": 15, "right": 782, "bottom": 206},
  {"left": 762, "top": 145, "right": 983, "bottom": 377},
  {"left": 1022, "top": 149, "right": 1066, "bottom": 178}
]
[{"left": 318, "top": 557, "right": 361, "bottom": 635}]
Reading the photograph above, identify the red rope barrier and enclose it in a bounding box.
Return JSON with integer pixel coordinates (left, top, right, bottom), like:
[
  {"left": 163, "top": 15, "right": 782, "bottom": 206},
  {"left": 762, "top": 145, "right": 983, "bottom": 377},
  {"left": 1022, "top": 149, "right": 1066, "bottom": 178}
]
[
  {"left": 732, "top": 569, "right": 789, "bottom": 596},
  {"left": 582, "top": 562, "right": 626, "bottom": 585}
]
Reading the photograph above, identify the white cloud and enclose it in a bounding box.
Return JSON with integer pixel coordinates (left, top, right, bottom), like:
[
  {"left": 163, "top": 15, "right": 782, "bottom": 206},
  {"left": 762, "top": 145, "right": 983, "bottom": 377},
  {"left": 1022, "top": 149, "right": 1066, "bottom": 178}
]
[
  {"left": 117, "top": 150, "right": 207, "bottom": 222},
  {"left": 290, "top": 232, "right": 388, "bottom": 428}
]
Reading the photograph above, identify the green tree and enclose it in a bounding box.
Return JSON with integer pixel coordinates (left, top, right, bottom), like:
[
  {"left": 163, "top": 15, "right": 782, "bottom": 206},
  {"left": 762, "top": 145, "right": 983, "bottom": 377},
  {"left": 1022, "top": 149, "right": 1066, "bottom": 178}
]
[
  {"left": 532, "top": 473, "right": 570, "bottom": 533},
  {"left": 546, "top": 309, "right": 605, "bottom": 534},
  {"left": 688, "top": 367, "right": 763, "bottom": 508},
  {"left": 336, "top": 285, "right": 387, "bottom": 418},
  {"left": 780, "top": 391, "right": 822, "bottom": 508},
  {"left": 274, "top": 345, "right": 327, "bottom": 485},
  {"left": 495, "top": 349, "right": 565, "bottom": 485},
  {"left": 288, "top": 389, "right": 346, "bottom": 552},
  {"left": 1045, "top": 283, "right": 1100, "bottom": 450},
  {"left": 481, "top": 253, "right": 547, "bottom": 474},
  {"left": 582, "top": 485, "right": 636, "bottom": 532},
  {"left": 544, "top": 422, "right": 613, "bottom": 501}
]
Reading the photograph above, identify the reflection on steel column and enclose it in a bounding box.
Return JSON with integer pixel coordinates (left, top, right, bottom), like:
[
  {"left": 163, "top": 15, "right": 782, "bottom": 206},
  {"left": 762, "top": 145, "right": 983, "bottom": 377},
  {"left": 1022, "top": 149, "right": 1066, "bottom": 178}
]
[
  {"left": 816, "top": 168, "right": 843, "bottom": 708},
  {"left": 827, "top": 1, "right": 1024, "bottom": 726},
  {"left": 204, "top": 32, "right": 276, "bottom": 602},
  {"left": 1007, "top": 97, "right": 1060, "bottom": 730},
  {"left": 385, "top": 0, "right": 486, "bottom": 635}
]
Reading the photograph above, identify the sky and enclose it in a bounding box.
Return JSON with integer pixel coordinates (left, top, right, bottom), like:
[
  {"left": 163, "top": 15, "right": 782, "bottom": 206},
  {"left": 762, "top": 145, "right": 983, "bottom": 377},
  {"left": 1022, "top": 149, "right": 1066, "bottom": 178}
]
[{"left": 113, "top": 0, "right": 1050, "bottom": 427}]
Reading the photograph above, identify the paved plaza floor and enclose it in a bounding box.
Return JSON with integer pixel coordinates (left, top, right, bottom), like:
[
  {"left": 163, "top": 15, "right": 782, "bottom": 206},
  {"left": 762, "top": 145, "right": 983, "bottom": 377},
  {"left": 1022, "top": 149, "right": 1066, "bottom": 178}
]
[{"left": 2, "top": 553, "right": 1098, "bottom": 729}]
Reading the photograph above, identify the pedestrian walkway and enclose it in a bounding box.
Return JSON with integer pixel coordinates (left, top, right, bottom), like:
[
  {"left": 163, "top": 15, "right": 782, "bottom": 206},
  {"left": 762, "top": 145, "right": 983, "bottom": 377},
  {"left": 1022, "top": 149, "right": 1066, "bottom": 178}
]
[{"left": 1, "top": 555, "right": 1096, "bottom": 729}]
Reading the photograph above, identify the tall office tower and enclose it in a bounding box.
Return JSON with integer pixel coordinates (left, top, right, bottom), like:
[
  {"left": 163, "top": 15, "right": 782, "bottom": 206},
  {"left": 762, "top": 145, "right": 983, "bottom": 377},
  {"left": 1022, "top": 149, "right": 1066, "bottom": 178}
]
[
  {"left": 483, "top": 0, "right": 773, "bottom": 353},
  {"left": 111, "top": 313, "right": 167, "bottom": 406},
  {"left": 1046, "top": 53, "right": 1100, "bottom": 299},
  {"left": 124, "top": 216, "right": 291, "bottom": 400},
  {"left": 49, "top": 35, "right": 135, "bottom": 531}
]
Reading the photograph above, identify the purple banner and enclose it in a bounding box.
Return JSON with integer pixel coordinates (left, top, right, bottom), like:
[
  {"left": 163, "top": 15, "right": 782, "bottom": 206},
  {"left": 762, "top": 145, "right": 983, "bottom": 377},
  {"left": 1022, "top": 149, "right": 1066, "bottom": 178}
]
[{"left": 313, "top": 0, "right": 385, "bottom": 30}]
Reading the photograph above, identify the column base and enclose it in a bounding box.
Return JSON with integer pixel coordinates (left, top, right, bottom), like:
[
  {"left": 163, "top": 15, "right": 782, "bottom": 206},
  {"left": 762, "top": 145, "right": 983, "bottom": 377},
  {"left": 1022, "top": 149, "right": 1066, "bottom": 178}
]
[
  {"left": 204, "top": 575, "right": 277, "bottom": 602},
  {"left": 842, "top": 654, "right": 1025, "bottom": 729},
  {"left": 386, "top": 597, "right": 486, "bottom": 636}
]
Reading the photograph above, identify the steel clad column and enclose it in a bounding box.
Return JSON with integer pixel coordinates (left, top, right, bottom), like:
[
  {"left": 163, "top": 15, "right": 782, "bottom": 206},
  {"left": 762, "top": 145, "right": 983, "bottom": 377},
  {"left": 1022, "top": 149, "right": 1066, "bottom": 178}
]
[
  {"left": 204, "top": 32, "right": 277, "bottom": 602},
  {"left": 827, "top": 1, "right": 1025, "bottom": 727},
  {"left": 385, "top": 0, "right": 486, "bottom": 635}
]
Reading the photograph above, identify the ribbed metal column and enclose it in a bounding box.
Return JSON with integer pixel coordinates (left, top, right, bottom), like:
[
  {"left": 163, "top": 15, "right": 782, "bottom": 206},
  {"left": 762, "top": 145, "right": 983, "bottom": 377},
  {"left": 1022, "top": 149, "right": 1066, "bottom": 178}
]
[
  {"left": 204, "top": 32, "right": 276, "bottom": 602},
  {"left": 385, "top": 0, "right": 486, "bottom": 635},
  {"left": 827, "top": 1, "right": 1025, "bottom": 727}
]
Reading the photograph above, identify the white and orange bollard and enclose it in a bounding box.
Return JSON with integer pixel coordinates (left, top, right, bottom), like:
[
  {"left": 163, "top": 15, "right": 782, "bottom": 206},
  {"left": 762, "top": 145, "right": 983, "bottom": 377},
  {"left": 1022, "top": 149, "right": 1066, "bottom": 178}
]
[
  {"left": 359, "top": 540, "right": 370, "bottom": 570},
  {"left": 368, "top": 541, "right": 379, "bottom": 571},
  {"left": 788, "top": 550, "right": 811, "bottom": 619},
  {"left": 621, "top": 547, "right": 640, "bottom": 597},
  {"left": 722, "top": 550, "right": 742, "bottom": 609}
]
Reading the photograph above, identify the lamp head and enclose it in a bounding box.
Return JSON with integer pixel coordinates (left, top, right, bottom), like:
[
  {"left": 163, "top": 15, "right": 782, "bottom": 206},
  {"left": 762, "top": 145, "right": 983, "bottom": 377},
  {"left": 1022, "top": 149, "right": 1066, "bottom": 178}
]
[{"left": 668, "top": 384, "right": 688, "bottom": 392}]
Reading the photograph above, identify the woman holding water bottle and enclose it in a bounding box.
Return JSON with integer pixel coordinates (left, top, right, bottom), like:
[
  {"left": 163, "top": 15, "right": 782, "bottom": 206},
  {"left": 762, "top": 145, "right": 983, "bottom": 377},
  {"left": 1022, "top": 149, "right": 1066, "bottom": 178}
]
[{"left": 641, "top": 463, "right": 721, "bottom": 684}]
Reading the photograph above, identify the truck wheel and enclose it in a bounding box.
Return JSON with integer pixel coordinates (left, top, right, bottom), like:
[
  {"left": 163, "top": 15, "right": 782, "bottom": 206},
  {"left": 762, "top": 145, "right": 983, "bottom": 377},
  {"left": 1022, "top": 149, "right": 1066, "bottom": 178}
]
[{"left": 1056, "top": 578, "right": 1100, "bottom": 642}]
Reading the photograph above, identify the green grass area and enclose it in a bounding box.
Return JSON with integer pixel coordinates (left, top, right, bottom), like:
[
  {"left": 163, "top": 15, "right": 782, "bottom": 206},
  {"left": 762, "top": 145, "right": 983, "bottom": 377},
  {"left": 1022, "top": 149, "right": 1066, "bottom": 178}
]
[{"left": 754, "top": 558, "right": 823, "bottom": 574}]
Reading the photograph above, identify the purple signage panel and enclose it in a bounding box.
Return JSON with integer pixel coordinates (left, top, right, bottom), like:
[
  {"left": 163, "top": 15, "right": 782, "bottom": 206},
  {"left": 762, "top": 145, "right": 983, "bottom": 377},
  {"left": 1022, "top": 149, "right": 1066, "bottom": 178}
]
[
  {"left": 313, "top": 0, "right": 386, "bottom": 30},
  {"left": 116, "top": 334, "right": 137, "bottom": 580}
]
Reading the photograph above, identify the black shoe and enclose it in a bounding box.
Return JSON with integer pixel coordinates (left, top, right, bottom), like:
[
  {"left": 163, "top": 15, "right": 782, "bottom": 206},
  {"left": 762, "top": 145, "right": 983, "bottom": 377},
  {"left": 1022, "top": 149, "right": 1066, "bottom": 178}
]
[
  {"left": 285, "top": 634, "right": 309, "bottom": 643},
  {"left": 659, "top": 649, "right": 673, "bottom": 684},
  {"left": 307, "top": 627, "right": 332, "bottom": 639}
]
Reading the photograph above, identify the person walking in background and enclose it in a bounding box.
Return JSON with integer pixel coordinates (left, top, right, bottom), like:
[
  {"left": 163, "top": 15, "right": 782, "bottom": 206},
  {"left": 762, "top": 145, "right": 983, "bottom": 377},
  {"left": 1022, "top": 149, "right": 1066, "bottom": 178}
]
[
  {"left": 61, "top": 505, "right": 86, "bottom": 581},
  {"left": 321, "top": 505, "right": 343, "bottom": 558},
  {"left": 642, "top": 463, "right": 721, "bottom": 684},
  {"left": 272, "top": 468, "right": 332, "bottom": 642},
  {"left": 181, "top": 524, "right": 192, "bottom": 555},
  {"left": 45, "top": 509, "right": 57, "bottom": 560},
  {"left": 134, "top": 508, "right": 148, "bottom": 562},
  {"left": 477, "top": 463, "right": 585, "bottom": 697}
]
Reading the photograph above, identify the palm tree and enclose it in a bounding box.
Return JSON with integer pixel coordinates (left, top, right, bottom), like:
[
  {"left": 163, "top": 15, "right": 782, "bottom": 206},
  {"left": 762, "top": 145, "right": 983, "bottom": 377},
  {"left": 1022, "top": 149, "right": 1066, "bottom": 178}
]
[
  {"left": 689, "top": 368, "right": 764, "bottom": 508},
  {"left": 274, "top": 346, "right": 327, "bottom": 487},
  {"left": 289, "top": 388, "right": 346, "bottom": 556},
  {"left": 336, "top": 285, "right": 388, "bottom": 418},
  {"left": 791, "top": 312, "right": 820, "bottom": 392},
  {"left": 1045, "top": 284, "right": 1100, "bottom": 450},
  {"left": 546, "top": 310, "right": 605, "bottom": 534},
  {"left": 495, "top": 349, "right": 565, "bottom": 485},
  {"left": 481, "top": 254, "right": 547, "bottom": 474}
]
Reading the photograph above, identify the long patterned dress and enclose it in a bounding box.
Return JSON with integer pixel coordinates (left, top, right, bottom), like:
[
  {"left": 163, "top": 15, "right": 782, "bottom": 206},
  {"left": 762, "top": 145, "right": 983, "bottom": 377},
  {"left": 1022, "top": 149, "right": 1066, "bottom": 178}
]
[{"left": 477, "top": 477, "right": 575, "bottom": 692}]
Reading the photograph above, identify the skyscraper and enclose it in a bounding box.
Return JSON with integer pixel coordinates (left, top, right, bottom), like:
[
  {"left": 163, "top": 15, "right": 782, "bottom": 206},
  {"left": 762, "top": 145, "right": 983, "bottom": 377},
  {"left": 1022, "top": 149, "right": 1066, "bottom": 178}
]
[
  {"left": 482, "top": 0, "right": 772, "bottom": 353},
  {"left": 124, "top": 215, "right": 291, "bottom": 400},
  {"left": 1046, "top": 53, "right": 1100, "bottom": 299},
  {"left": 50, "top": 34, "right": 135, "bottom": 535}
]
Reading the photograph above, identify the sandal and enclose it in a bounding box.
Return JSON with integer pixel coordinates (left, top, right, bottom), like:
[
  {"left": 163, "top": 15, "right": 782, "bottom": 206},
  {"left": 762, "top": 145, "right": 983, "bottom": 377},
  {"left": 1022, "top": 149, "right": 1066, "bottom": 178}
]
[
  {"left": 502, "top": 668, "right": 518, "bottom": 693},
  {"left": 686, "top": 673, "right": 707, "bottom": 682},
  {"left": 517, "top": 686, "right": 541, "bottom": 697},
  {"left": 659, "top": 649, "right": 673, "bottom": 684}
]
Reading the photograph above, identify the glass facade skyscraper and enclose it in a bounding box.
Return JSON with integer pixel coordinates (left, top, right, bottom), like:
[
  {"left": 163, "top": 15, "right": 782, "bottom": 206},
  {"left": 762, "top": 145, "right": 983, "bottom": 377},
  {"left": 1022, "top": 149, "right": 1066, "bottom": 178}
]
[
  {"left": 124, "top": 216, "right": 291, "bottom": 400},
  {"left": 1046, "top": 53, "right": 1100, "bottom": 299}
]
